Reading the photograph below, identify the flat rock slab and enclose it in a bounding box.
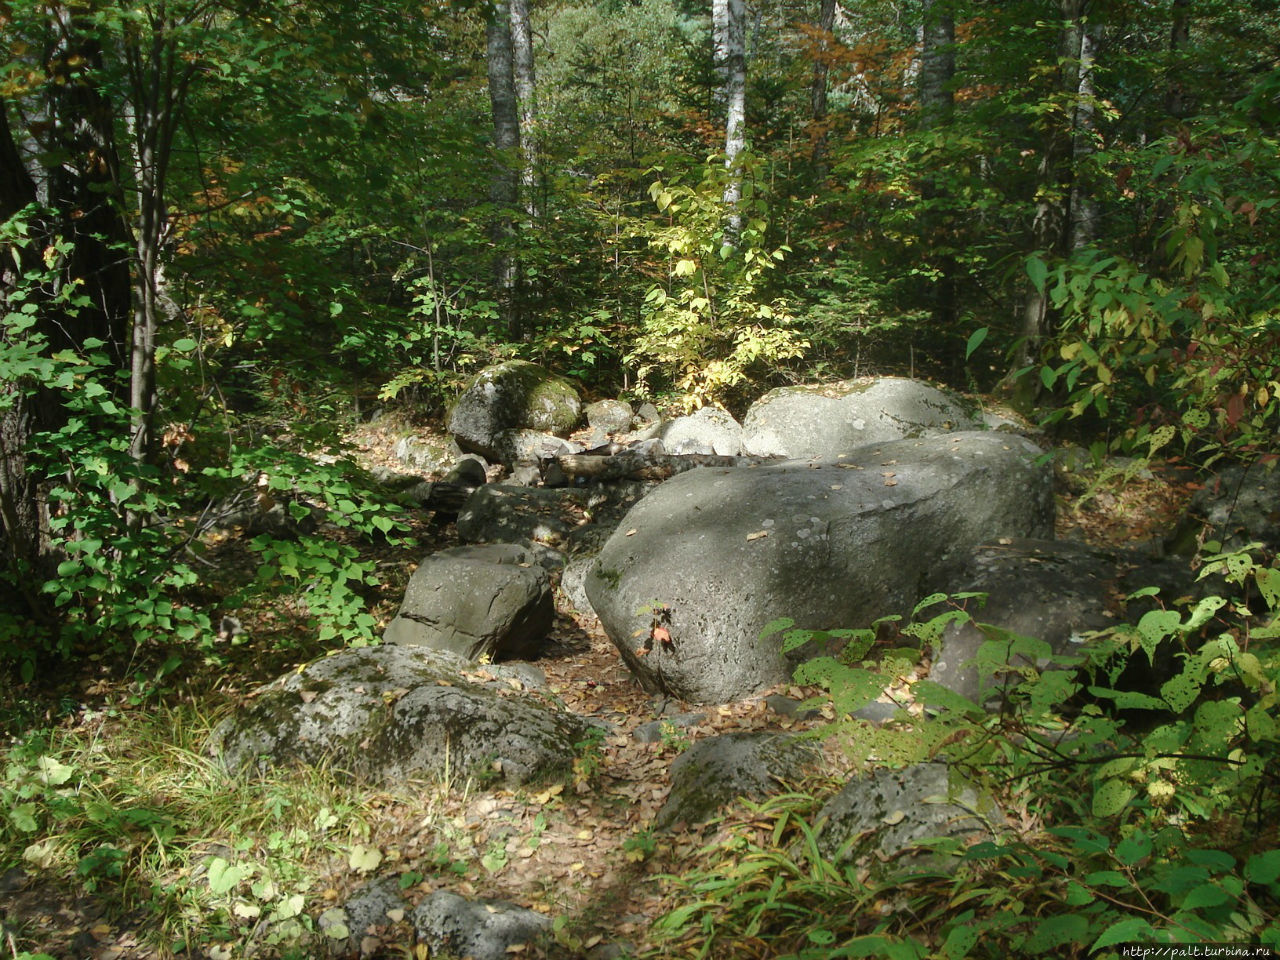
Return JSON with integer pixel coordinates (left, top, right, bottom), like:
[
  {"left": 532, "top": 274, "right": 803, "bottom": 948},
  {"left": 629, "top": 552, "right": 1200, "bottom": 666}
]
[
  {"left": 742, "top": 377, "right": 973, "bottom": 459},
  {"left": 383, "top": 543, "right": 553, "bottom": 661},
  {"left": 210, "top": 645, "right": 590, "bottom": 786},
  {"left": 586, "top": 432, "right": 1053, "bottom": 703}
]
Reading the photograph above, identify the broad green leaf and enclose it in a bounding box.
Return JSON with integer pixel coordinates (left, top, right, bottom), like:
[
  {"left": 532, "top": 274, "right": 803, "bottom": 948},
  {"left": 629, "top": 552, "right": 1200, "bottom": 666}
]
[
  {"left": 10, "top": 803, "right": 39, "bottom": 833},
  {"left": 1091, "top": 918, "right": 1155, "bottom": 951},
  {"left": 964, "top": 327, "right": 988, "bottom": 361},
  {"left": 1024, "top": 914, "right": 1089, "bottom": 951},
  {"left": 1026, "top": 255, "right": 1049, "bottom": 292},
  {"left": 1114, "top": 829, "right": 1151, "bottom": 866},
  {"left": 207, "top": 857, "right": 249, "bottom": 895},
  {"left": 1092, "top": 778, "right": 1136, "bottom": 817},
  {"left": 1245, "top": 850, "right": 1280, "bottom": 884}
]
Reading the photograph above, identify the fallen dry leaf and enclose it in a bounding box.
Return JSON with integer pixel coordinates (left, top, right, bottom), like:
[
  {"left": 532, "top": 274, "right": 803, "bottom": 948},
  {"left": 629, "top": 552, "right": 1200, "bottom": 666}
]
[{"left": 746, "top": 530, "right": 768, "bottom": 541}]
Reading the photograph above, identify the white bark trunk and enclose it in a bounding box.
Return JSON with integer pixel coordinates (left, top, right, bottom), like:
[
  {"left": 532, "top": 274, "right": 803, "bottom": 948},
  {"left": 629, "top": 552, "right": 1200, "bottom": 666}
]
[
  {"left": 509, "top": 0, "right": 538, "bottom": 217},
  {"left": 714, "top": 0, "right": 747, "bottom": 239}
]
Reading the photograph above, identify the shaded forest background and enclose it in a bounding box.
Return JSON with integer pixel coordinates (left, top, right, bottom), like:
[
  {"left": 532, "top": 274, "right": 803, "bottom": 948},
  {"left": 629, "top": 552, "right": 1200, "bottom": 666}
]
[
  {"left": 2, "top": 0, "right": 1280, "bottom": 956},
  {"left": 4, "top": 0, "right": 1280, "bottom": 654}
]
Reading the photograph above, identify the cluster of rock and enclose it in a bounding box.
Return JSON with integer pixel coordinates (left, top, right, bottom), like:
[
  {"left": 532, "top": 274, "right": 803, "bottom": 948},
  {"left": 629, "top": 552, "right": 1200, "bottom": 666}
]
[{"left": 208, "top": 359, "right": 1280, "bottom": 958}]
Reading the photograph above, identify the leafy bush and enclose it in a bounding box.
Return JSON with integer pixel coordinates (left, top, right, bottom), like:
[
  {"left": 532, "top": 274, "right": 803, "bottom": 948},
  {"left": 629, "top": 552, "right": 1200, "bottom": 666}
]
[{"left": 652, "top": 547, "right": 1280, "bottom": 957}]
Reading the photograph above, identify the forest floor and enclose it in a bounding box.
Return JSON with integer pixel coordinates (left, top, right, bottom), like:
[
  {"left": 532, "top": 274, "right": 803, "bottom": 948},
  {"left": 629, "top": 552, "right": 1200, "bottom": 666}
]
[{"left": 0, "top": 417, "right": 1199, "bottom": 960}]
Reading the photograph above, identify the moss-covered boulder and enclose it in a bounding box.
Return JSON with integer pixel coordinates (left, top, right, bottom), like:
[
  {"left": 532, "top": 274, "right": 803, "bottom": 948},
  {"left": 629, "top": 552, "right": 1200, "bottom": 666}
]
[
  {"left": 209, "top": 646, "right": 590, "bottom": 786},
  {"left": 448, "top": 361, "right": 582, "bottom": 461}
]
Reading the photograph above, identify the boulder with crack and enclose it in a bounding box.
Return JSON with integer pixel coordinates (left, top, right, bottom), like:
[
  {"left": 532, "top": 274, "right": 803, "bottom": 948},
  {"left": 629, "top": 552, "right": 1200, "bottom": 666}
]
[{"left": 586, "top": 432, "right": 1053, "bottom": 703}]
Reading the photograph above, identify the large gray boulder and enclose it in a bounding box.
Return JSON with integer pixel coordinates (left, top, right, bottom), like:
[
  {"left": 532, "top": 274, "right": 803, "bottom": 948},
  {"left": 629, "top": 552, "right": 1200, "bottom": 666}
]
[
  {"left": 413, "top": 891, "right": 550, "bottom": 960},
  {"left": 448, "top": 361, "right": 581, "bottom": 460},
  {"left": 585, "top": 399, "right": 635, "bottom": 434},
  {"left": 656, "top": 732, "right": 820, "bottom": 830},
  {"left": 1176, "top": 460, "right": 1280, "bottom": 554},
  {"left": 658, "top": 406, "right": 744, "bottom": 455},
  {"left": 586, "top": 432, "right": 1053, "bottom": 703},
  {"left": 925, "top": 539, "right": 1121, "bottom": 707},
  {"left": 383, "top": 544, "right": 554, "bottom": 661},
  {"left": 742, "top": 377, "right": 973, "bottom": 459},
  {"left": 816, "top": 762, "right": 1000, "bottom": 871},
  {"left": 210, "top": 646, "right": 590, "bottom": 786}
]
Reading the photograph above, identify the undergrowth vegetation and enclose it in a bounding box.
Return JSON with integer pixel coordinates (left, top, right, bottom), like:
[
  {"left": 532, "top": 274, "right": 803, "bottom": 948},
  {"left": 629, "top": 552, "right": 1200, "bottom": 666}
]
[
  {"left": 0, "top": 704, "right": 391, "bottom": 958},
  {"left": 649, "top": 544, "right": 1280, "bottom": 957}
]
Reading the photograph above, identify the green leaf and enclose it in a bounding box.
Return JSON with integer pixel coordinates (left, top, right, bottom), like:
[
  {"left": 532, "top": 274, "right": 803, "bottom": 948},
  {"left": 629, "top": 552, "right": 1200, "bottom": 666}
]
[
  {"left": 10, "top": 803, "right": 39, "bottom": 832},
  {"left": 1024, "top": 914, "right": 1089, "bottom": 952},
  {"left": 1113, "top": 829, "right": 1151, "bottom": 866},
  {"left": 964, "top": 327, "right": 988, "bottom": 362},
  {"left": 941, "top": 924, "right": 977, "bottom": 959},
  {"left": 172, "top": 338, "right": 198, "bottom": 351},
  {"left": 1091, "top": 918, "right": 1155, "bottom": 951},
  {"left": 1092, "top": 778, "right": 1136, "bottom": 817},
  {"left": 1246, "top": 850, "right": 1280, "bottom": 885},
  {"left": 207, "top": 857, "right": 249, "bottom": 895},
  {"left": 1180, "top": 883, "right": 1231, "bottom": 910},
  {"left": 1027, "top": 255, "right": 1049, "bottom": 293}
]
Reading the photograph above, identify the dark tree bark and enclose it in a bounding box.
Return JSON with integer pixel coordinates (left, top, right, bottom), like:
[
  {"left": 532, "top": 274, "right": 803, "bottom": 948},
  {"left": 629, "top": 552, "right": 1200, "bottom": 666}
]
[
  {"left": 1, "top": 10, "right": 134, "bottom": 613},
  {"left": 918, "top": 0, "right": 958, "bottom": 346},
  {"left": 809, "top": 0, "right": 837, "bottom": 181}
]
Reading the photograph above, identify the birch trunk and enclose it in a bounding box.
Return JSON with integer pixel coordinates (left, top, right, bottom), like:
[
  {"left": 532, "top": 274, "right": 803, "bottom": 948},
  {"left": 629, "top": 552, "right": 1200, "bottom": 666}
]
[
  {"left": 487, "top": 0, "right": 522, "bottom": 338},
  {"left": 509, "top": 0, "right": 539, "bottom": 218},
  {"left": 1005, "top": 0, "right": 1088, "bottom": 404},
  {"left": 713, "top": 0, "right": 747, "bottom": 240}
]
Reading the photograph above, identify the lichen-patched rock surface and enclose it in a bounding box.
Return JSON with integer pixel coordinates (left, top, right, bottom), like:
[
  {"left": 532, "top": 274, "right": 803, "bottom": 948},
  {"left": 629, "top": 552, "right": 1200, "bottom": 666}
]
[
  {"left": 210, "top": 645, "right": 591, "bottom": 786},
  {"left": 586, "top": 431, "right": 1054, "bottom": 703},
  {"left": 741, "top": 376, "right": 975, "bottom": 459}
]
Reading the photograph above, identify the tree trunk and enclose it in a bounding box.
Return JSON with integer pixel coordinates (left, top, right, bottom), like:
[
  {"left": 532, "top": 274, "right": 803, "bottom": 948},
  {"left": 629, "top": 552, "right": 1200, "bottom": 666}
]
[
  {"left": 809, "top": 0, "right": 837, "bottom": 180},
  {"left": 122, "top": 15, "right": 194, "bottom": 465},
  {"left": 918, "top": 0, "right": 957, "bottom": 348},
  {"left": 487, "top": 0, "right": 522, "bottom": 338},
  {"left": 1069, "top": 18, "right": 1100, "bottom": 251},
  {"left": 1004, "top": 0, "right": 1088, "bottom": 405},
  {"left": 1, "top": 10, "right": 133, "bottom": 612},
  {"left": 509, "top": 0, "right": 539, "bottom": 218},
  {"left": 0, "top": 109, "right": 49, "bottom": 607},
  {"left": 713, "top": 0, "right": 747, "bottom": 240},
  {"left": 1166, "top": 0, "right": 1190, "bottom": 120}
]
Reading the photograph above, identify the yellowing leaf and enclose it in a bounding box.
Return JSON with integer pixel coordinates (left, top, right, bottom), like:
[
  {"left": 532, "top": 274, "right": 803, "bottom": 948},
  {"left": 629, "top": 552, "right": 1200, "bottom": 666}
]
[
  {"left": 233, "top": 902, "right": 261, "bottom": 919},
  {"left": 881, "top": 810, "right": 906, "bottom": 825},
  {"left": 348, "top": 844, "right": 383, "bottom": 874},
  {"left": 746, "top": 530, "right": 768, "bottom": 541}
]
